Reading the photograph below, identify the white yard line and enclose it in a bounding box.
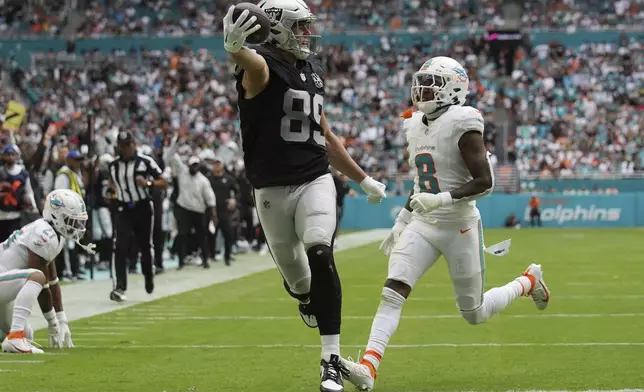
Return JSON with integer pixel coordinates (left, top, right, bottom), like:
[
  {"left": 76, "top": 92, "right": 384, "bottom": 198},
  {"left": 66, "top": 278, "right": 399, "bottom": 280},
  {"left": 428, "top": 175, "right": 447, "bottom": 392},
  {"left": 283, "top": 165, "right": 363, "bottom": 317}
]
[
  {"left": 0, "top": 360, "right": 45, "bottom": 363},
  {"left": 28, "top": 230, "right": 389, "bottom": 330},
  {"left": 71, "top": 332, "right": 127, "bottom": 336},
  {"left": 70, "top": 342, "right": 644, "bottom": 350},
  {"left": 247, "top": 295, "right": 644, "bottom": 302},
  {"left": 71, "top": 326, "right": 143, "bottom": 331},
  {"left": 96, "top": 313, "right": 644, "bottom": 321}
]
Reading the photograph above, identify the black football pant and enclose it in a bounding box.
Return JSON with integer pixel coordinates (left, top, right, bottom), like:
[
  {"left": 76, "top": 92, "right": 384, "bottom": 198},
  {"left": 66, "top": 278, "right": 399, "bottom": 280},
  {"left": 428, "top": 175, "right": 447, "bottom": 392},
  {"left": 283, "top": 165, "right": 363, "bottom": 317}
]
[
  {"left": 152, "top": 192, "right": 165, "bottom": 269},
  {"left": 212, "top": 210, "right": 233, "bottom": 263},
  {"left": 175, "top": 205, "right": 208, "bottom": 267},
  {"left": 240, "top": 206, "right": 254, "bottom": 243},
  {"left": 113, "top": 202, "right": 154, "bottom": 291}
]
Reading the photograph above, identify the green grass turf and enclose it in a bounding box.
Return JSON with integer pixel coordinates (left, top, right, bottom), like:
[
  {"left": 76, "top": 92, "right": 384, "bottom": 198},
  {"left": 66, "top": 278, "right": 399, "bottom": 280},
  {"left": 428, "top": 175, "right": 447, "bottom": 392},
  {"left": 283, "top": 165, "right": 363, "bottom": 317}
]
[{"left": 2, "top": 228, "right": 644, "bottom": 391}]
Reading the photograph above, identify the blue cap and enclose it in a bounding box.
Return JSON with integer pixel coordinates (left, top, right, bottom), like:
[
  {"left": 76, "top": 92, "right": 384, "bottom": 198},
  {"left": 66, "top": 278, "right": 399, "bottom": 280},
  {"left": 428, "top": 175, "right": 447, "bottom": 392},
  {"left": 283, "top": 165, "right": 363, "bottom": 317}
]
[
  {"left": 67, "top": 150, "right": 82, "bottom": 159},
  {"left": 2, "top": 144, "right": 19, "bottom": 155}
]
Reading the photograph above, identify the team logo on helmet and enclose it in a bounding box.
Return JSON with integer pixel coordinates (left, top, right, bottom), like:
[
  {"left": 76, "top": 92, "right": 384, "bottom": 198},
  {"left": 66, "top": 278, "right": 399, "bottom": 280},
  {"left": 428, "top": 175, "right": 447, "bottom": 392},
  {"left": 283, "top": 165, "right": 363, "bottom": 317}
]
[
  {"left": 50, "top": 197, "right": 65, "bottom": 209},
  {"left": 454, "top": 67, "right": 468, "bottom": 82},
  {"left": 420, "top": 59, "right": 432, "bottom": 71},
  {"left": 264, "top": 7, "right": 283, "bottom": 23}
]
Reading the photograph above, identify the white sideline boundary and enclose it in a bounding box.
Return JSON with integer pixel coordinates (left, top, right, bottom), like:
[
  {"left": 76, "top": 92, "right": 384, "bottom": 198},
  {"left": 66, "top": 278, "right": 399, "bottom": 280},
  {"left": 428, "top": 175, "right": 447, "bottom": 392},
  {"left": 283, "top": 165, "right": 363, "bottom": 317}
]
[
  {"left": 28, "top": 229, "right": 390, "bottom": 330},
  {"left": 70, "top": 343, "right": 644, "bottom": 349}
]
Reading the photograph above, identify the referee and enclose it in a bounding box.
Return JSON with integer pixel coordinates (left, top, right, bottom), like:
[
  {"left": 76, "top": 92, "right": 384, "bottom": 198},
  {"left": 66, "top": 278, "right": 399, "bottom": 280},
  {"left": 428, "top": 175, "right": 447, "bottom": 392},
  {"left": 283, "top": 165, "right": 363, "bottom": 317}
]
[{"left": 108, "top": 131, "right": 168, "bottom": 302}]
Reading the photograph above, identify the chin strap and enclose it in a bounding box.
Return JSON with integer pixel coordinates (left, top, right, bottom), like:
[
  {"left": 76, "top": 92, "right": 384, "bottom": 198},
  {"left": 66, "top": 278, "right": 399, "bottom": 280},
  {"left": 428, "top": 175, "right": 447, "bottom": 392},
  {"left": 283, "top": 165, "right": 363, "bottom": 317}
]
[{"left": 76, "top": 240, "right": 96, "bottom": 255}]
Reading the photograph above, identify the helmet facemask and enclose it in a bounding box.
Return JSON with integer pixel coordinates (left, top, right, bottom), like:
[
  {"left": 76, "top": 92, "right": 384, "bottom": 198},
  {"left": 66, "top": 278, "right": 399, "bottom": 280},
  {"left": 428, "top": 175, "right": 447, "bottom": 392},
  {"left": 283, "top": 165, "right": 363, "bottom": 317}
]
[
  {"left": 272, "top": 16, "right": 320, "bottom": 60},
  {"left": 53, "top": 211, "right": 87, "bottom": 242},
  {"left": 411, "top": 72, "right": 458, "bottom": 115}
]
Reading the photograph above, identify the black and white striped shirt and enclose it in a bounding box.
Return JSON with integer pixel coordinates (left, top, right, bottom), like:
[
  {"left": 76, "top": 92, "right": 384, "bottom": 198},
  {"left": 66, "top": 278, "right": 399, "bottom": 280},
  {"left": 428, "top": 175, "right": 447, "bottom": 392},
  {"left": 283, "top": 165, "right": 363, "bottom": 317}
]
[{"left": 109, "top": 153, "right": 162, "bottom": 204}]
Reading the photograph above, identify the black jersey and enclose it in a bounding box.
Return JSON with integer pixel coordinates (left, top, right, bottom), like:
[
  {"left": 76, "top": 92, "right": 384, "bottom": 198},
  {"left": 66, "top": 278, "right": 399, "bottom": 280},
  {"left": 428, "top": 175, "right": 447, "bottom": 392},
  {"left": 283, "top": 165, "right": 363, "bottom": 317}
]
[{"left": 235, "top": 45, "right": 329, "bottom": 189}]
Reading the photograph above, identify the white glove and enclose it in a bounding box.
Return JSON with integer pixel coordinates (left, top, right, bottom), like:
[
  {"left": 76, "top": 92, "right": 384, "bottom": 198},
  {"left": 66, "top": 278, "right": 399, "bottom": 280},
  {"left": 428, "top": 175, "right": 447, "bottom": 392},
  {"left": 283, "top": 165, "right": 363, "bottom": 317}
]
[
  {"left": 360, "top": 176, "right": 387, "bottom": 204},
  {"left": 44, "top": 310, "right": 61, "bottom": 348},
  {"left": 379, "top": 208, "right": 412, "bottom": 256},
  {"left": 57, "top": 311, "right": 74, "bottom": 348},
  {"left": 409, "top": 192, "right": 452, "bottom": 214},
  {"left": 223, "top": 5, "right": 262, "bottom": 54}
]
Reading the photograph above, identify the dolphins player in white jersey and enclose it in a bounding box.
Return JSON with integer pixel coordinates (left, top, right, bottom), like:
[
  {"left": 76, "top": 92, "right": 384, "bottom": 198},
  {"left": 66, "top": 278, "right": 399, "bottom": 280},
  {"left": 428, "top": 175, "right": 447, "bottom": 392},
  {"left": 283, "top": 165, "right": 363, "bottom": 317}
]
[
  {"left": 339, "top": 57, "right": 551, "bottom": 391},
  {"left": 0, "top": 189, "right": 91, "bottom": 353}
]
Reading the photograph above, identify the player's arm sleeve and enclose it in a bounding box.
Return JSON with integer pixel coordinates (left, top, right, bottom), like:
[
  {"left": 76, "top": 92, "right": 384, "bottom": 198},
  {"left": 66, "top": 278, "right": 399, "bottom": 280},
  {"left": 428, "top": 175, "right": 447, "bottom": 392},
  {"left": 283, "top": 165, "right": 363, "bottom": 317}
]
[
  {"left": 53, "top": 173, "right": 70, "bottom": 190},
  {"left": 27, "top": 231, "right": 58, "bottom": 264},
  {"left": 450, "top": 115, "right": 494, "bottom": 203},
  {"left": 453, "top": 107, "right": 484, "bottom": 145}
]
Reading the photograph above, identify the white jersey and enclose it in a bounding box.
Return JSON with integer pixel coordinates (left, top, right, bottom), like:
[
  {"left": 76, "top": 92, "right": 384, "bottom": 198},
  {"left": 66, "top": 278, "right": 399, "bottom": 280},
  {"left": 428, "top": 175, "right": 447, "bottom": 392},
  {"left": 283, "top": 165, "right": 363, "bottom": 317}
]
[
  {"left": 405, "top": 105, "right": 491, "bottom": 224},
  {"left": 0, "top": 219, "right": 64, "bottom": 273}
]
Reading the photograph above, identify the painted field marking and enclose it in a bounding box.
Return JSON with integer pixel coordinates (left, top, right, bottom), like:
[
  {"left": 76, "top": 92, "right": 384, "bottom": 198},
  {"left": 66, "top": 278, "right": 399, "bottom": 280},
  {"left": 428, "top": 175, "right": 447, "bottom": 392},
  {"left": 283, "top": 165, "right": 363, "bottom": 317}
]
[
  {"left": 0, "top": 360, "right": 45, "bottom": 363},
  {"left": 98, "top": 313, "right": 644, "bottom": 321},
  {"left": 71, "top": 332, "right": 127, "bottom": 336},
  {"left": 71, "top": 342, "right": 644, "bottom": 350},
  {"left": 247, "top": 295, "right": 644, "bottom": 302},
  {"left": 71, "top": 326, "right": 144, "bottom": 331}
]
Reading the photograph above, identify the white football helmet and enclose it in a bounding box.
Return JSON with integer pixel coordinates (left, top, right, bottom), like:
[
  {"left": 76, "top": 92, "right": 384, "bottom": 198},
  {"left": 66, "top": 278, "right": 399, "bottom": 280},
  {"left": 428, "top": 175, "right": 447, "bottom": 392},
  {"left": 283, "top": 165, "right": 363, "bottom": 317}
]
[
  {"left": 43, "top": 189, "right": 88, "bottom": 242},
  {"left": 411, "top": 56, "right": 470, "bottom": 116},
  {"left": 258, "top": 0, "right": 320, "bottom": 60}
]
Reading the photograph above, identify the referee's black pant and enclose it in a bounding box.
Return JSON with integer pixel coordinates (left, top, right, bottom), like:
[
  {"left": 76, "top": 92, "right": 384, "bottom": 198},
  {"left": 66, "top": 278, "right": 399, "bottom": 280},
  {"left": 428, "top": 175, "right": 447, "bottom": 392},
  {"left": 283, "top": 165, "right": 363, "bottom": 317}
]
[
  {"left": 114, "top": 201, "right": 154, "bottom": 291},
  {"left": 152, "top": 190, "right": 165, "bottom": 270},
  {"left": 175, "top": 205, "right": 208, "bottom": 267}
]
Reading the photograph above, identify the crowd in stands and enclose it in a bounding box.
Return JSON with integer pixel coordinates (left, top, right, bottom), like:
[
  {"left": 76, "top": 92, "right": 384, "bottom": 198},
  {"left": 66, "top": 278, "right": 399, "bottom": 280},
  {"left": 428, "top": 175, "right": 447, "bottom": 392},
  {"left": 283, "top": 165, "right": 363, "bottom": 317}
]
[
  {"left": 0, "top": 1, "right": 640, "bottom": 194},
  {"left": 1, "top": 0, "right": 643, "bottom": 37}
]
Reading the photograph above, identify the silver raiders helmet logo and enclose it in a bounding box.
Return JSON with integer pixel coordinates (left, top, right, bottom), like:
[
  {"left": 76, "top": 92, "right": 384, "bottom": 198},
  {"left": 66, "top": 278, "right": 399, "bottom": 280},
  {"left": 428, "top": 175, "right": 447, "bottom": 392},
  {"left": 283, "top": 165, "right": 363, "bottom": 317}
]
[{"left": 264, "top": 7, "right": 283, "bottom": 23}]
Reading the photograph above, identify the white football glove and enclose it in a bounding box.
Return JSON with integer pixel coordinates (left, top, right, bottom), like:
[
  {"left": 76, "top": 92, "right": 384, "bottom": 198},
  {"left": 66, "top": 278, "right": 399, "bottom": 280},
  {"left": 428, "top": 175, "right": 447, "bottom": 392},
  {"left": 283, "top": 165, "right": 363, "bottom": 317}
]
[
  {"left": 360, "top": 176, "right": 387, "bottom": 204},
  {"left": 223, "top": 6, "right": 262, "bottom": 54},
  {"left": 379, "top": 208, "right": 412, "bottom": 256},
  {"left": 57, "top": 311, "right": 74, "bottom": 348},
  {"left": 44, "top": 310, "right": 61, "bottom": 348},
  {"left": 409, "top": 192, "right": 453, "bottom": 214}
]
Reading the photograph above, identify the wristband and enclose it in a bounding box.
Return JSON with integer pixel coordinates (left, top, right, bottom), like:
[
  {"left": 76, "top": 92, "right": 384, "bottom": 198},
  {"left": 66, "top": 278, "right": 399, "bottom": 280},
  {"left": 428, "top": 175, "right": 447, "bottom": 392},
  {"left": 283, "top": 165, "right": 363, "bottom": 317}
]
[
  {"left": 438, "top": 192, "right": 453, "bottom": 206},
  {"left": 44, "top": 309, "right": 56, "bottom": 323},
  {"left": 56, "top": 311, "right": 68, "bottom": 323},
  {"left": 397, "top": 208, "right": 412, "bottom": 224}
]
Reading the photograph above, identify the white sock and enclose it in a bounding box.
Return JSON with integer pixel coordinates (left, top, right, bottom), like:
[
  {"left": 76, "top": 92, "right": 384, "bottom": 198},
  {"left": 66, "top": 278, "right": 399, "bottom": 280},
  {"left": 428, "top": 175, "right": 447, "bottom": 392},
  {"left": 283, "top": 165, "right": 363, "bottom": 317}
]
[
  {"left": 10, "top": 280, "right": 43, "bottom": 333},
  {"left": 321, "top": 334, "right": 340, "bottom": 362},
  {"left": 477, "top": 276, "right": 531, "bottom": 321},
  {"left": 363, "top": 287, "right": 406, "bottom": 372}
]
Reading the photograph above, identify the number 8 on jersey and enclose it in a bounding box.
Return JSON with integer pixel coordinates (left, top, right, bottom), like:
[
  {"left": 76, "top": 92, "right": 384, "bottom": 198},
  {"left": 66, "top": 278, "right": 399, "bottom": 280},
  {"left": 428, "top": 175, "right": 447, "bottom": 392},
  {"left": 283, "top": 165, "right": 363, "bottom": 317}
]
[{"left": 415, "top": 153, "right": 441, "bottom": 194}]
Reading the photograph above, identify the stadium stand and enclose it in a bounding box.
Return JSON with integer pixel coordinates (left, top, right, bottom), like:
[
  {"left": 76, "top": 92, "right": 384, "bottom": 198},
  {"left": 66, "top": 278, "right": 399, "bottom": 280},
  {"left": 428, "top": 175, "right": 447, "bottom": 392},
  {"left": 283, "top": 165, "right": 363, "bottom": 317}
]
[{"left": 0, "top": 1, "right": 641, "bottom": 242}]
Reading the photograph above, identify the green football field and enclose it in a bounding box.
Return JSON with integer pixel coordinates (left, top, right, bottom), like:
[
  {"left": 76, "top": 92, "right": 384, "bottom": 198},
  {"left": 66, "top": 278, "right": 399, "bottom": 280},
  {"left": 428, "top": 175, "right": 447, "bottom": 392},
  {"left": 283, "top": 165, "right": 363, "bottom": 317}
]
[{"left": 2, "top": 228, "right": 644, "bottom": 392}]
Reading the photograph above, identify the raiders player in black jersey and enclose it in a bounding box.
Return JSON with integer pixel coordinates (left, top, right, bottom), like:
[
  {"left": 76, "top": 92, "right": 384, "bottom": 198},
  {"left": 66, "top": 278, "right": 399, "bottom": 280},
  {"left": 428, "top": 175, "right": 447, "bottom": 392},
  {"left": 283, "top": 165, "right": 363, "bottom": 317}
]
[{"left": 223, "top": 1, "right": 387, "bottom": 391}]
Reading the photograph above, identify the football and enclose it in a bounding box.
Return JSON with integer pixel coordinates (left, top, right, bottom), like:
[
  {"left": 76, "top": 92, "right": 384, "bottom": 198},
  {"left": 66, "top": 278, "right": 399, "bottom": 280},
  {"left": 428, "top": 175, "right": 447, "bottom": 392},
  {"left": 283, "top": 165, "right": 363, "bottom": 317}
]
[{"left": 232, "top": 3, "right": 272, "bottom": 45}]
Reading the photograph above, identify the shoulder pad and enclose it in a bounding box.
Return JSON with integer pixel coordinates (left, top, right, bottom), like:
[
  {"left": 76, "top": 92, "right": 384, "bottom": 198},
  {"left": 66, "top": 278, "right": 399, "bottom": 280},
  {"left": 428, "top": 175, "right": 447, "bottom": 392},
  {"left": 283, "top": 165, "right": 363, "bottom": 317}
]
[
  {"left": 402, "top": 111, "right": 424, "bottom": 137},
  {"left": 310, "top": 61, "right": 325, "bottom": 79}
]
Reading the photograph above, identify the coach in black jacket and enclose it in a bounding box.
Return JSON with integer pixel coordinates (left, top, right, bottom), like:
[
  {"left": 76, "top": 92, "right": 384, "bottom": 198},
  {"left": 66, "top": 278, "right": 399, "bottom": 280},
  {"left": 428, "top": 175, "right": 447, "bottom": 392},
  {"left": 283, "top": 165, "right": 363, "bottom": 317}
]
[{"left": 207, "top": 156, "right": 238, "bottom": 266}]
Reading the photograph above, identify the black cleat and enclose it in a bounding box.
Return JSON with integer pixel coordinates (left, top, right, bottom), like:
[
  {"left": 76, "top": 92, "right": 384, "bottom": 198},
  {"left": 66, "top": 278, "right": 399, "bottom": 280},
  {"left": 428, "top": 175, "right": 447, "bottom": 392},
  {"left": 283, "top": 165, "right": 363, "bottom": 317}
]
[
  {"left": 110, "top": 289, "right": 126, "bottom": 302},
  {"left": 320, "top": 354, "right": 346, "bottom": 392},
  {"left": 299, "top": 301, "right": 318, "bottom": 328},
  {"left": 145, "top": 275, "right": 154, "bottom": 294}
]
